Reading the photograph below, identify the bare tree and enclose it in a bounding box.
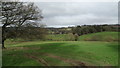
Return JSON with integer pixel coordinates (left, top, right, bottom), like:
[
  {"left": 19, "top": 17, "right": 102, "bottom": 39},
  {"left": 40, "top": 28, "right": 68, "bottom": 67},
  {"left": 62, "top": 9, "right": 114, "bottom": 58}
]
[{"left": 0, "top": 2, "right": 43, "bottom": 48}]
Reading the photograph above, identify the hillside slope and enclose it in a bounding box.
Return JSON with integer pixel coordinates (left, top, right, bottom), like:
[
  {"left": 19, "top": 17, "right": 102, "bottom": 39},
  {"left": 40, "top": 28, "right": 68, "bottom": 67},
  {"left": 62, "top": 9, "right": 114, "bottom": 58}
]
[{"left": 78, "top": 32, "right": 119, "bottom": 42}]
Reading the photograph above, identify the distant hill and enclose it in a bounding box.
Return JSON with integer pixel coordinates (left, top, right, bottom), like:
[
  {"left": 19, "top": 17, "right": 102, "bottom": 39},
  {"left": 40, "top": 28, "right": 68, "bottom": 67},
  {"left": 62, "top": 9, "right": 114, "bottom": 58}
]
[{"left": 78, "top": 32, "right": 119, "bottom": 42}]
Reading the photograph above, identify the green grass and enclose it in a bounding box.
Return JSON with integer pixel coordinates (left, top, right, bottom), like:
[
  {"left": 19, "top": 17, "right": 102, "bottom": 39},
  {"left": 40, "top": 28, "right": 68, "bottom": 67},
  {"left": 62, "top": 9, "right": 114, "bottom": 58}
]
[
  {"left": 6, "top": 32, "right": 119, "bottom": 42},
  {"left": 47, "top": 34, "right": 67, "bottom": 41},
  {"left": 46, "top": 32, "right": 119, "bottom": 42},
  {"left": 46, "top": 34, "right": 75, "bottom": 41},
  {"left": 3, "top": 41, "right": 118, "bottom": 66},
  {"left": 3, "top": 32, "right": 119, "bottom": 66},
  {"left": 78, "top": 32, "right": 119, "bottom": 42}
]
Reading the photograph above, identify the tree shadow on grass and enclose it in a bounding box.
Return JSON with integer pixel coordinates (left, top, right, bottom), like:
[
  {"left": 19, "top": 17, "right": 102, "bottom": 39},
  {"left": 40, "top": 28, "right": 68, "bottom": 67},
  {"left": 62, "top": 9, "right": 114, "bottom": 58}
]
[
  {"left": 106, "top": 43, "right": 118, "bottom": 52},
  {"left": 22, "top": 42, "right": 79, "bottom": 54}
]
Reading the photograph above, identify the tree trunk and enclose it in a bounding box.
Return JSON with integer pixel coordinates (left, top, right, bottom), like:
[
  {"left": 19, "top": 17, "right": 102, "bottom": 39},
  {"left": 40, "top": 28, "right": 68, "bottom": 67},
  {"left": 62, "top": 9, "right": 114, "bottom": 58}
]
[
  {"left": 75, "top": 38, "right": 77, "bottom": 41},
  {"left": 74, "top": 34, "right": 78, "bottom": 41},
  {"left": 2, "top": 25, "right": 6, "bottom": 49},
  {"left": 2, "top": 40, "right": 5, "bottom": 49}
]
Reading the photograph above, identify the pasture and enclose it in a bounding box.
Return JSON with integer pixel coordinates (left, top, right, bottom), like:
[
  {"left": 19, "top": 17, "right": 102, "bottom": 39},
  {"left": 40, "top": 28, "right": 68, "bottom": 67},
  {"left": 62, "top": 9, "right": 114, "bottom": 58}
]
[
  {"left": 2, "top": 32, "right": 119, "bottom": 66},
  {"left": 3, "top": 41, "right": 118, "bottom": 66}
]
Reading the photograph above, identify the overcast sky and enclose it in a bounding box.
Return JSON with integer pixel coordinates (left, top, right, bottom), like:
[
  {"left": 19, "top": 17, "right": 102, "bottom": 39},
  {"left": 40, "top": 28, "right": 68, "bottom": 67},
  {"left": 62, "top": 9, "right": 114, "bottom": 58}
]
[{"left": 34, "top": 2, "right": 118, "bottom": 27}]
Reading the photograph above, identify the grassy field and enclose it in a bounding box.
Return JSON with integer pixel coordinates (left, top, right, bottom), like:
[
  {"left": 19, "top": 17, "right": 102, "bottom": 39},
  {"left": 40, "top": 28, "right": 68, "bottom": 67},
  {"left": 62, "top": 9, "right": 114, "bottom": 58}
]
[
  {"left": 47, "top": 32, "right": 119, "bottom": 42},
  {"left": 78, "top": 32, "right": 119, "bottom": 42},
  {"left": 2, "top": 32, "right": 119, "bottom": 66},
  {"left": 46, "top": 34, "right": 75, "bottom": 41},
  {"left": 3, "top": 41, "right": 118, "bottom": 66}
]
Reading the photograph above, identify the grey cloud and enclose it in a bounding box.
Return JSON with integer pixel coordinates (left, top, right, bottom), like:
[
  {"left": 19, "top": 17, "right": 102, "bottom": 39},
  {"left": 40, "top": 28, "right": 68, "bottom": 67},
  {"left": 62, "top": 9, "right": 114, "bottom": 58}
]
[{"left": 35, "top": 2, "right": 118, "bottom": 27}]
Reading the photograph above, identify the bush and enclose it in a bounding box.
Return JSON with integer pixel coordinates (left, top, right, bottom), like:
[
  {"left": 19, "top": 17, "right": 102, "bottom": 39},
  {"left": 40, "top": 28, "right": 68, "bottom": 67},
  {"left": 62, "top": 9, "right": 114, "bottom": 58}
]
[{"left": 65, "top": 33, "right": 75, "bottom": 41}]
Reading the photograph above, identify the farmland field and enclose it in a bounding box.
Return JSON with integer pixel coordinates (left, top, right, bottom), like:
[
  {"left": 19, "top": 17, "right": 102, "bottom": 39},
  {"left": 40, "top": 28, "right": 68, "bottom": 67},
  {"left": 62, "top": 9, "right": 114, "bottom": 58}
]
[
  {"left": 47, "top": 32, "right": 119, "bottom": 42},
  {"left": 78, "top": 32, "right": 119, "bottom": 41},
  {"left": 2, "top": 32, "right": 119, "bottom": 66},
  {"left": 3, "top": 41, "right": 118, "bottom": 66}
]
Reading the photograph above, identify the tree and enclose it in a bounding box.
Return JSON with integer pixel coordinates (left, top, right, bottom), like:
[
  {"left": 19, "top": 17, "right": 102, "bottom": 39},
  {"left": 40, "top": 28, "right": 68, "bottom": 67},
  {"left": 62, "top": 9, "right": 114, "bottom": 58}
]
[
  {"left": 0, "top": 2, "right": 43, "bottom": 48},
  {"left": 16, "top": 23, "right": 47, "bottom": 41},
  {"left": 74, "top": 33, "right": 79, "bottom": 41},
  {"left": 72, "top": 25, "right": 82, "bottom": 36}
]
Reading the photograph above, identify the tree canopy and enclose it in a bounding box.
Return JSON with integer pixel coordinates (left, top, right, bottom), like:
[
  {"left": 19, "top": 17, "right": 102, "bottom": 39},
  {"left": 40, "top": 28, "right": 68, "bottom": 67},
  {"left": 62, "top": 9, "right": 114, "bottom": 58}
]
[{"left": 0, "top": 2, "right": 43, "bottom": 48}]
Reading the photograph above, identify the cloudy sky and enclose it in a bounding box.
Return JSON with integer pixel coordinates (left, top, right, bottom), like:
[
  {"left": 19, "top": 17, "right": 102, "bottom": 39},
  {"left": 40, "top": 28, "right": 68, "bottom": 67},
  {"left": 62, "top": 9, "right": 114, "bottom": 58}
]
[{"left": 34, "top": 2, "right": 118, "bottom": 27}]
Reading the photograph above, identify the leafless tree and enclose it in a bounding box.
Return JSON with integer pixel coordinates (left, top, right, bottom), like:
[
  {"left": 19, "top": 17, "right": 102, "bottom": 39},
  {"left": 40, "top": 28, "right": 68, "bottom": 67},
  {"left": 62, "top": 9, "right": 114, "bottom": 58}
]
[{"left": 0, "top": 2, "right": 43, "bottom": 48}]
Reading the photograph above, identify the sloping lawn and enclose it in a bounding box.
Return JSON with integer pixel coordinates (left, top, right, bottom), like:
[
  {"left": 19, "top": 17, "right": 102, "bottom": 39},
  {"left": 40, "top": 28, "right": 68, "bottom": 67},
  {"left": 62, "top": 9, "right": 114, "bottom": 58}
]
[
  {"left": 78, "top": 32, "right": 119, "bottom": 42},
  {"left": 3, "top": 41, "right": 118, "bottom": 66}
]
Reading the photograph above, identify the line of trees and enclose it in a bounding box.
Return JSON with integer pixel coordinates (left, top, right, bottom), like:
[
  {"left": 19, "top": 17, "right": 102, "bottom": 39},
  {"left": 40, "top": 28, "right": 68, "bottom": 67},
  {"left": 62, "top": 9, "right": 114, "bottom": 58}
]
[{"left": 72, "top": 24, "right": 119, "bottom": 36}]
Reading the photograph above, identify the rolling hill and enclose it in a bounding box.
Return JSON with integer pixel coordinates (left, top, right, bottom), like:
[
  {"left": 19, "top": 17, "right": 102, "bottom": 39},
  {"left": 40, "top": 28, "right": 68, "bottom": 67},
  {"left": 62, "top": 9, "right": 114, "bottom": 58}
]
[{"left": 78, "top": 32, "right": 119, "bottom": 42}]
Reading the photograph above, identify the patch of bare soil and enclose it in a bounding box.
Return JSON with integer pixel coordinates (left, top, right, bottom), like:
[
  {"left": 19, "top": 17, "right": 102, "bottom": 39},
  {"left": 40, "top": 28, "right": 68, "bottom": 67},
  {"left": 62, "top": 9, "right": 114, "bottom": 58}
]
[{"left": 25, "top": 53, "right": 49, "bottom": 66}]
